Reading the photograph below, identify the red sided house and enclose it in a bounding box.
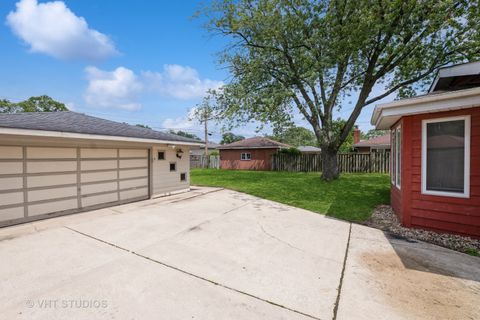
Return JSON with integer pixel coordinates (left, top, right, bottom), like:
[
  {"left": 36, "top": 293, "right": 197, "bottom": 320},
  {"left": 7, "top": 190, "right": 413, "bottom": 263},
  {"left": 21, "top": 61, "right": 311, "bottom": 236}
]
[
  {"left": 218, "top": 137, "right": 289, "bottom": 170},
  {"left": 371, "top": 61, "right": 480, "bottom": 238}
]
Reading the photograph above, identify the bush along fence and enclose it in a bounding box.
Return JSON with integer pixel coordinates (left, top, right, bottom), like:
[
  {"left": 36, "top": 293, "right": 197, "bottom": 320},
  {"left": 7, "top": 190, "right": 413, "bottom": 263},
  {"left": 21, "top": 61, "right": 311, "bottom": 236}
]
[
  {"left": 271, "top": 152, "right": 390, "bottom": 173},
  {"left": 190, "top": 155, "right": 220, "bottom": 169}
]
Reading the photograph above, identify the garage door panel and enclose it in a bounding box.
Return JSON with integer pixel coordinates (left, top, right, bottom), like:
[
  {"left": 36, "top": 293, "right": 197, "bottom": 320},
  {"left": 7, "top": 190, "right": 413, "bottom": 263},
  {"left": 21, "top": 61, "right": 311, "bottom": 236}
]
[
  {"left": 82, "top": 192, "right": 118, "bottom": 207},
  {"left": 80, "top": 148, "right": 117, "bottom": 158},
  {"left": 0, "top": 206, "right": 24, "bottom": 222},
  {"left": 0, "top": 162, "right": 23, "bottom": 174},
  {"left": 28, "top": 199, "right": 78, "bottom": 217},
  {"left": 0, "top": 192, "right": 24, "bottom": 206},
  {"left": 81, "top": 182, "right": 117, "bottom": 195},
  {"left": 0, "top": 177, "right": 23, "bottom": 191},
  {"left": 27, "top": 174, "right": 77, "bottom": 188},
  {"left": 119, "top": 159, "right": 147, "bottom": 169},
  {"left": 119, "top": 149, "right": 148, "bottom": 158},
  {"left": 27, "top": 161, "right": 76, "bottom": 173},
  {"left": 0, "top": 146, "right": 23, "bottom": 159},
  {"left": 120, "top": 178, "right": 148, "bottom": 190},
  {"left": 0, "top": 146, "right": 150, "bottom": 226},
  {"left": 81, "top": 171, "right": 117, "bottom": 183},
  {"left": 120, "top": 188, "right": 148, "bottom": 200},
  {"left": 28, "top": 186, "right": 77, "bottom": 202},
  {"left": 119, "top": 168, "right": 147, "bottom": 179},
  {"left": 27, "top": 147, "right": 76, "bottom": 159},
  {"left": 81, "top": 160, "right": 117, "bottom": 171}
]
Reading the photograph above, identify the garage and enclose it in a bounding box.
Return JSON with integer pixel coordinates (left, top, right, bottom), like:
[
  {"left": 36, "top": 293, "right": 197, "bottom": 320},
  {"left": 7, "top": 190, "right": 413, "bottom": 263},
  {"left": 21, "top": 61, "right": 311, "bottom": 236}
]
[
  {"left": 0, "top": 111, "right": 202, "bottom": 227},
  {"left": 0, "top": 145, "right": 149, "bottom": 226}
]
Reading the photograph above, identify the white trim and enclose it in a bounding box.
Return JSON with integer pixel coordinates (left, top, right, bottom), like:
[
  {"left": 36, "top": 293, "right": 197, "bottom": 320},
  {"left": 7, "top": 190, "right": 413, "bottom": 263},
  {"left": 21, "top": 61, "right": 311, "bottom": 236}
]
[
  {"left": 395, "top": 125, "right": 401, "bottom": 189},
  {"left": 0, "top": 127, "right": 204, "bottom": 147},
  {"left": 240, "top": 152, "right": 251, "bottom": 161},
  {"left": 421, "top": 115, "right": 470, "bottom": 198},
  {"left": 371, "top": 87, "right": 480, "bottom": 129}
]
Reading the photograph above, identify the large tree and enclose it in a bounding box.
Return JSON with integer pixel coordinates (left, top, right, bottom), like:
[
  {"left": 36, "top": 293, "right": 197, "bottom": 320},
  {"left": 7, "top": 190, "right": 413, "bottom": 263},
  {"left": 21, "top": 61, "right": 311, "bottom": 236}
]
[
  {"left": 202, "top": 0, "right": 480, "bottom": 180},
  {"left": 0, "top": 95, "right": 67, "bottom": 113}
]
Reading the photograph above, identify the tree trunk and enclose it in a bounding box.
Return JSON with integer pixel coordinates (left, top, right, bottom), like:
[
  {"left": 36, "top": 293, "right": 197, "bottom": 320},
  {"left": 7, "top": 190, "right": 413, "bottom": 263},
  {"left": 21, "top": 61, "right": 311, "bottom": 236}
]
[{"left": 321, "top": 147, "right": 339, "bottom": 181}]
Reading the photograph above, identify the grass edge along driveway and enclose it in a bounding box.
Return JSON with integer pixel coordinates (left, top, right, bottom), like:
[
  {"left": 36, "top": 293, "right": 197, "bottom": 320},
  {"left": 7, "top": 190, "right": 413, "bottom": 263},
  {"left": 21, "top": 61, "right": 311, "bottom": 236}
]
[{"left": 191, "top": 169, "right": 390, "bottom": 222}]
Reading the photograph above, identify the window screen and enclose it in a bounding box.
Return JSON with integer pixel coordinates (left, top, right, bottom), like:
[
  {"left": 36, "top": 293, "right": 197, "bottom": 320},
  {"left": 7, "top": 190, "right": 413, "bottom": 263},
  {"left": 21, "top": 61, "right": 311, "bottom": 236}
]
[
  {"left": 158, "top": 151, "right": 165, "bottom": 160},
  {"left": 426, "top": 120, "right": 465, "bottom": 193},
  {"left": 170, "top": 162, "right": 176, "bottom": 172},
  {"left": 180, "top": 173, "right": 186, "bottom": 181}
]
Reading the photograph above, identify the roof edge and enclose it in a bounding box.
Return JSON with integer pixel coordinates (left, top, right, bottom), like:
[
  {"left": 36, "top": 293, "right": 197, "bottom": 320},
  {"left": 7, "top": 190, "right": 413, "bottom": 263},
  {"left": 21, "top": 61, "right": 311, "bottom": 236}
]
[
  {"left": 0, "top": 127, "right": 204, "bottom": 146},
  {"left": 371, "top": 87, "right": 480, "bottom": 129}
]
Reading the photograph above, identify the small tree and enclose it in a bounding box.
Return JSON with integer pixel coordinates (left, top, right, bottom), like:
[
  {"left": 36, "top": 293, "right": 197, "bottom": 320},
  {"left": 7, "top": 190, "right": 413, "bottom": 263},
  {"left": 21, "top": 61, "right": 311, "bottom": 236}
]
[{"left": 201, "top": 0, "right": 480, "bottom": 180}]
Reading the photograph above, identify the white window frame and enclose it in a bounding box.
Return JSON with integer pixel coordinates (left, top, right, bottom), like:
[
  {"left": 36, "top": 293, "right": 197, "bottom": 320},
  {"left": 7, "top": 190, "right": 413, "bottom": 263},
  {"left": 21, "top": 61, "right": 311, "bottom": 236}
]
[
  {"left": 421, "top": 115, "right": 470, "bottom": 198},
  {"left": 391, "top": 125, "right": 401, "bottom": 189},
  {"left": 240, "top": 152, "right": 251, "bottom": 161}
]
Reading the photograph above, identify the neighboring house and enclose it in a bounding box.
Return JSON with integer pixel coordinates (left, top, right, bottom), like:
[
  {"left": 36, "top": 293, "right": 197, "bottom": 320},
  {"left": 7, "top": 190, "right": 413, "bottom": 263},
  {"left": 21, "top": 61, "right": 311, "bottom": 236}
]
[
  {"left": 371, "top": 61, "right": 480, "bottom": 238},
  {"left": 0, "top": 111, "right": 202, "bottom": 227},
  {"left": 218, "top": 137, "right": 289, "bottom": 170},
  {"left": 190, "top": 142, "right": 220, "bottom": 156},
  {"left": 353, "top": 134, "right": 391, "bottom": 153},
  {"left": 297, "top": 146, "right": 321, "bottom": 154}
]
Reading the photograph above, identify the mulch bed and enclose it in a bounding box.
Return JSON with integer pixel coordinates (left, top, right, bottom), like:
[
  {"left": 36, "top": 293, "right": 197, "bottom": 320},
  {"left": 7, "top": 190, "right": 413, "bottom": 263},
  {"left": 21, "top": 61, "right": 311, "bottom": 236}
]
[{"left": 366, "top": 205, "right": 480, "bottom": 256}]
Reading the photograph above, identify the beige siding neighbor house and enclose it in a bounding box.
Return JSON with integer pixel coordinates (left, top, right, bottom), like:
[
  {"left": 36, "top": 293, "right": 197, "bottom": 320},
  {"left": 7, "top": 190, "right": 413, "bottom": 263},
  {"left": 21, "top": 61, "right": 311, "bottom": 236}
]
[{"left": 0, "top": 111, "right": 202, "bottom": 227}]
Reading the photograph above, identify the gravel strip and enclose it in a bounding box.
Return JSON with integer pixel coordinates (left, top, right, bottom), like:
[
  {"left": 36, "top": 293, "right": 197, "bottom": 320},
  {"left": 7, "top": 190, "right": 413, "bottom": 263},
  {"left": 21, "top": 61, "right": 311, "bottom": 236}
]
[{"left": 366, "top": 205, "right": 480, "bottom": 255}]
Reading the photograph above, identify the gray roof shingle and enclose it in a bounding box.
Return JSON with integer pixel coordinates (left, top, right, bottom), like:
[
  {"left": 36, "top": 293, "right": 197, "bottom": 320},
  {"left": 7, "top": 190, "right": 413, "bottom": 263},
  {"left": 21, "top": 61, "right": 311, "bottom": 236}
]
[{"left": 0, "top": 111, "right": 202, "bottom": 144}]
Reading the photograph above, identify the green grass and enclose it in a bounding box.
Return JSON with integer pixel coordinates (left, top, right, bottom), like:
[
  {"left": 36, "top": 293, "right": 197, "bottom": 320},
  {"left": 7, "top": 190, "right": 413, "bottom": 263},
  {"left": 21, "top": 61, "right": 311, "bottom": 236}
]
[{"left": 191, "top": 169, "right": 390, "bottom": 222}]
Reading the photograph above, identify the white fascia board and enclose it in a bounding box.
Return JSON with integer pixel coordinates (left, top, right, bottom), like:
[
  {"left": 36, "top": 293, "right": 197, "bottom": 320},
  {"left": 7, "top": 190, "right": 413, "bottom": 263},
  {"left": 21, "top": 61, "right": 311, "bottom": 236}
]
[
  {"left": 371, "top": 87, "right": 480, "bottom": 129},
  {"left": 0, "top": 127, "right": 204, "bottom": 147}
]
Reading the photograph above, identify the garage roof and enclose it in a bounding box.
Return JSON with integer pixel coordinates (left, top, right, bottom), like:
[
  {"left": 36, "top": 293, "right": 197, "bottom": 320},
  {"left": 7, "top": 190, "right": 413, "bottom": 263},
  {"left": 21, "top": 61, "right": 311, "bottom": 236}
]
[{"left": 0, "top": 111, "right": 202, "bottom": 144}]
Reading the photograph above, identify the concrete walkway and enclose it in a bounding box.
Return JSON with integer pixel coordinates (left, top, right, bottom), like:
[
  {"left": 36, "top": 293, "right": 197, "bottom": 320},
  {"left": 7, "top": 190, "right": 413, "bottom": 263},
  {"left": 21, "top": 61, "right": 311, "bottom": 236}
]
[{"left": 0, "top": 187, "right": 478, "bottom": 319}]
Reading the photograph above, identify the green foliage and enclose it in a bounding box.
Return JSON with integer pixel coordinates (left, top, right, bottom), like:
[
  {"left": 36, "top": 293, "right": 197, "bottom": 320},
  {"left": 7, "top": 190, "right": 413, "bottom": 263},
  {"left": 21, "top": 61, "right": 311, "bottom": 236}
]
[
  {"left": 272, "top": 126, "right": 317, "bottom": 147},
  {"left": 168, "top": 130, "right": 201, "bottom": 140},
  {"left": 220, "top": 132, "right": 245, "bottom": 144},
  {"left": 332, "top": 119, "right": 354, "bottom": 152},
  {"left": 210, "top": 150, "right": 220, "bottom": 156},
  {"left": 201, "top": 0, "right": 480, "bottom": 179},
  {"left": 361, "top": 129, "right": 389, "bottom": 140},
  {"left": 135, "top": 124, "right": 152, "bottom": 129},
  {"left": 0, "top": 95, "right": 67, "bottom": 113},
  {"left": 278, "top": 147, "right": 302, "bottom": 155},
  {"left": 191, "top": 169, "right": 390, "bottom": 221}
]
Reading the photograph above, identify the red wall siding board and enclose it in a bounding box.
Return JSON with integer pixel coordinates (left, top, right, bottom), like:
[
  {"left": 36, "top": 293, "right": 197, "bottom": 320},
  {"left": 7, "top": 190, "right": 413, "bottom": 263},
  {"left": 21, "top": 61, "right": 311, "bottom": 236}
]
[
  {"left": 219, "top": 148, "right": 278, "bottom": 171},
  {"left": 392, "top": 106, "right": 480, "bottom": 238},
  {"left": 411, "top": 216, "right": 480, "bottom": 238}
]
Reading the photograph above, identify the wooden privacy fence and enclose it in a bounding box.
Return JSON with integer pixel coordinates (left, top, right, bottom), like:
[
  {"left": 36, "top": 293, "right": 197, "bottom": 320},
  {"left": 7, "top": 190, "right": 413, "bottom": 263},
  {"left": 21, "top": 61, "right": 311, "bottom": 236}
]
[
  {"left": 190, "top": 155, "right": 220, "bottom": 169},
  {"left": 271, "top": 152, "right": 390, "bottom": 173}
]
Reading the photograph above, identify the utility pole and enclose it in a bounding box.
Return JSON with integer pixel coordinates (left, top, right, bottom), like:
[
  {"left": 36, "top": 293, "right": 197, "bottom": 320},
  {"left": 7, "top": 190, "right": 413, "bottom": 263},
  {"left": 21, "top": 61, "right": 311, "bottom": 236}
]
[{"left": 204, "top": 108, "right": 209, "bottom": 168}]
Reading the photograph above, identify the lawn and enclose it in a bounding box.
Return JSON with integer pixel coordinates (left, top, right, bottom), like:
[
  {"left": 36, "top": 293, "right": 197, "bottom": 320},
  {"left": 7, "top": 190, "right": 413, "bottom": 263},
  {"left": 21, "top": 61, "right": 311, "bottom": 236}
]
[{"left": 191, "top": 169, "right": 390, "bottom": 222}]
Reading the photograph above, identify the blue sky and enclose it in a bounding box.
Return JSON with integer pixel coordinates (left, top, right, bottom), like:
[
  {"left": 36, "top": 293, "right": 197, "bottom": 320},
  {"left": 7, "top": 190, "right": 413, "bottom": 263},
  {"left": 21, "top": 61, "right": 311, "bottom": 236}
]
[{"left": 0, "top": 0, "right": 380, "bottom": 142}]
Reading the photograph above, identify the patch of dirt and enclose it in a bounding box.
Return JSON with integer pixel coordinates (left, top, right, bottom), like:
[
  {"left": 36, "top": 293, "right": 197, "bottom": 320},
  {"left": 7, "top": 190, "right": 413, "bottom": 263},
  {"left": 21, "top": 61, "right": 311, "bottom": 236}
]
[
  {"left": 366, "top": 205, "right": 480, "bottom": 255},
  {"left": 360, "top": 251, "right": 480, "bottom": 320}
]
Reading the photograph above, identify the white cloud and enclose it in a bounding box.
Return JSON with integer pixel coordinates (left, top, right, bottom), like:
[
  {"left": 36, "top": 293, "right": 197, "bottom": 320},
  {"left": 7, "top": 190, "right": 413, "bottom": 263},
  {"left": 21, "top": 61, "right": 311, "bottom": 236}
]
[
  {"left": 6, "top": 0, "right": 117, "bottom": 60},
  {"left": 161, "top": 108, "right": 198, "bottom": 129},
  {"left": 142, "top": 64, "right": 224, "bottom": 100},
  {"left": 84, "top": 66, "right": 142, "bottom": 111},
  {"left": 83, "top": 65, "right": 223, "bottom": 110}
]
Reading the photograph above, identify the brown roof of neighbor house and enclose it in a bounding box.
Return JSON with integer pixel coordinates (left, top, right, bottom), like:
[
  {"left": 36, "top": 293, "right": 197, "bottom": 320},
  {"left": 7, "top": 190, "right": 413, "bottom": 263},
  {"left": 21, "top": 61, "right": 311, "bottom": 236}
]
[
  {"left": 218, "top": 137, "right": 290, "bottom": 149},
  {"left": 353, "top": 134, "right": 390, "bottom": 148}
]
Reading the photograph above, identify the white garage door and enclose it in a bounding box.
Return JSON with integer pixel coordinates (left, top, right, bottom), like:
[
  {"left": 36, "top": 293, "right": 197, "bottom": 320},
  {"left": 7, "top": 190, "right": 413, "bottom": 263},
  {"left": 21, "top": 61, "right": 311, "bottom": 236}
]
[{"left": 0, "top": 146, "right": 149, "bottom": 226}]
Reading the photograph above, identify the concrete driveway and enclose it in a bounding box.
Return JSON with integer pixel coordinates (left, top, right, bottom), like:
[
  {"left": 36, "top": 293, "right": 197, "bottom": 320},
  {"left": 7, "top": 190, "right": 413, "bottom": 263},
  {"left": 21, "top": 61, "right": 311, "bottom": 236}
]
[{"left": 0, "top": 187, "right": 479, "bottom": 320}]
